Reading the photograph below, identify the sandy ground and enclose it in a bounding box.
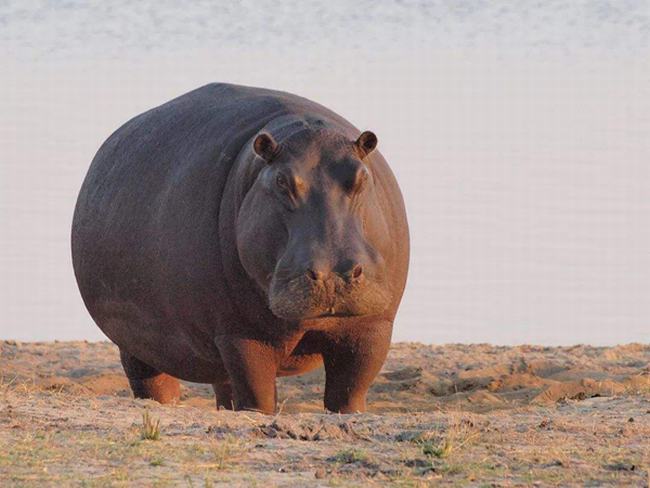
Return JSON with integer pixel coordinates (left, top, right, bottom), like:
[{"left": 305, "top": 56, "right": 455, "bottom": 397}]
[{"left": 1, "top": 341, "right": 648, "bottom": 486}]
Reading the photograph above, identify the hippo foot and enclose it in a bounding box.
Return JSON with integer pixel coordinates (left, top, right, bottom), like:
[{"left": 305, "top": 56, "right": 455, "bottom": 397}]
[
  {"left": 213, "top": 380, "right": 235, "bottom": 410},
  {"left": 120, "top": 349, "right": 181, "bottom": 404}
]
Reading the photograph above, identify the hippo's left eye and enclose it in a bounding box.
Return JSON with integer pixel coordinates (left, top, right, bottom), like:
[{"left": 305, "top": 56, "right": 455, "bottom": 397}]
[{"left": 276, "top": 173, "right": 291, "bottom": 193}]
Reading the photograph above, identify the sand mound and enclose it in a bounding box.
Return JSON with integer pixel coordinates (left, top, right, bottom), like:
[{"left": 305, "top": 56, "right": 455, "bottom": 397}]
[
  {"left": 80, "top": 373, "right": 130, "bottom": 396},
  {"left": 1, "top": 341, "right": 648, "bottom": 413},
  {"left": 37, "top": 376, "right": 90, "bottom": 395},
  {"left": 258, "top": 417, "right": 373, "bottom": 441},
  {"left": 532, "top": 378, "right": 628, "bottom": 404}
]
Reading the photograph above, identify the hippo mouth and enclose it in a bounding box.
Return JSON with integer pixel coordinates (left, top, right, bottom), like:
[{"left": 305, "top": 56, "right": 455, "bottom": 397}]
[{"left": 268, "top": 272, "right": 391, "bottom": 321}]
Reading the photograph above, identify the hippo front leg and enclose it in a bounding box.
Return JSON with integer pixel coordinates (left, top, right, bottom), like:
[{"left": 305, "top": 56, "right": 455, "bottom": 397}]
[
  {"left": 322, "top": 321, "right": 393, "bottom": 413},
  {"left": 214, "top": 335, "right": 278, "bottom": 414}
]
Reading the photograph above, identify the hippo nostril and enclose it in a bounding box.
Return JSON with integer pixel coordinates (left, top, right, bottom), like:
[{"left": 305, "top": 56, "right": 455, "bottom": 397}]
[
  {"left": 336, "top": 262, "right": 364, "bottom": 282},
  {"left": 306, "top": 268, "right": 325, "bottom": 281}
]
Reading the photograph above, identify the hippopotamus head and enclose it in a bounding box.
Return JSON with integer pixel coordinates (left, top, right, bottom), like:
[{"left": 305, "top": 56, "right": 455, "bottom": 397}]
[{"left": 235, "top": 121, "right": 392, "bottom": 321}]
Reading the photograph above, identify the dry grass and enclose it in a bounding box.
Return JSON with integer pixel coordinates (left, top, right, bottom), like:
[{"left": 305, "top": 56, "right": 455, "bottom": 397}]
[
  {"left": 331, "top": 448, "right": 371, "bottom": 464},
  {"left": 414, "top": 412, "right": 480, "bottom": 461},
  {"left": 140, "top": 409, "right": 161, "bottom": 441},
  {"left": 212, "top": 435, "right": 245, "bottom": 470}
]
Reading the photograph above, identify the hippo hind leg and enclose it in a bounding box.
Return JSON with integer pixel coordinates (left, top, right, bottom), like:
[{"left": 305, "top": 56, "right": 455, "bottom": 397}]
[
  {"left": 119, "top": 349, "right": 180, "bottom": 404},
  {"left": 212, "top": 379, "right": 235, "bottom": 410}
]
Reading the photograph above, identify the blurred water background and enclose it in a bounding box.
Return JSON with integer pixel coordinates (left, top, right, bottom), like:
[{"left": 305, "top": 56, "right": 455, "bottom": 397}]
[{"left": 1, "top": 0, "right": 649, "bottom": 344}]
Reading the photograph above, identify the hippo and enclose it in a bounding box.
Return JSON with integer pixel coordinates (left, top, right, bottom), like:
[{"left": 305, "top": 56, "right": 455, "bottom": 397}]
[{"left": 72, "top": 83, "right": 409, "bottom": 414}]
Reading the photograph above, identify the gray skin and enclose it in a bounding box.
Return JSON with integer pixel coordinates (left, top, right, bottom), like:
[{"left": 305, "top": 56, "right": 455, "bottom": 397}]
[{"left": 72, "top": 83, "right": 409, "bottom": 414}]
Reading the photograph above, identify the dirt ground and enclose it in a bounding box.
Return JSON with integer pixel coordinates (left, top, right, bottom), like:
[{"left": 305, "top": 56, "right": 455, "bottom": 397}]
[{"left": 1, "top": 341, "right": 649, "bottom": 486}]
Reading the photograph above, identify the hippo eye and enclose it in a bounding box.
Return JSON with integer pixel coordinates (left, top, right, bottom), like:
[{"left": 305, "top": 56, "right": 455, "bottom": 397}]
[{"left": 275, "top": 173, "right": 290, "bottom": 192}]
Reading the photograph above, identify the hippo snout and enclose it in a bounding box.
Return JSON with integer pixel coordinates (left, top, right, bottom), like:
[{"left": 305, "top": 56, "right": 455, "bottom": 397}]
[{"left": 268, "top": 261, "right": 391, "bottom": 320}]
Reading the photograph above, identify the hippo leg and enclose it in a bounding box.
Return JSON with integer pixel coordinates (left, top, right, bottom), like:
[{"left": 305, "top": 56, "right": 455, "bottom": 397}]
[
  {"left": 119, "top": 349, "right": 180, "bottom": 404},
  {"left": 322, "top": 321, "right": 392, "bottom": 413},
  {"left": 214, "top": 335, "right": 278, "bottom": 414},
  {"left": 212, "top": 379, "right": 235, "bottom": 410}
]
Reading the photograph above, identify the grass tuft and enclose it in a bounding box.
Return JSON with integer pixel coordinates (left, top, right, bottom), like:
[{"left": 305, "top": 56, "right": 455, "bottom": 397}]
[
  {"left": 332, "top": 448, "right": 369, "bottom": 464},
  {"left": 140, "top": 409, "right": 161, "bottom": 441},
  {"left": 415, "top": 415, "right": 479, "bottom": 461},
  {"left": 420, "top": 438, "right": 453, "bottom": 459},
  {"left": 213, "top": 435, "right": 244, "bottom": 470}
]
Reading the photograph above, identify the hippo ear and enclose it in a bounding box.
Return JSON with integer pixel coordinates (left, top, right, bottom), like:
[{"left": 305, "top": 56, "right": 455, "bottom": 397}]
[
  {"left": 355, "top": 131, "right": 378, "bottom": 158},
  {"left": 253, "top": 132, "right": 279, "bottom": 163}
]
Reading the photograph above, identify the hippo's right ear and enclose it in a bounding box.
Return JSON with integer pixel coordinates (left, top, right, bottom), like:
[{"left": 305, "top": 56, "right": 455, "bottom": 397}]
[
  {"left": 355, "top": 131, "right": 378, "bottom": 159},
  {"left": 253, "top": 132, "right": 279, "bottom": 163}
]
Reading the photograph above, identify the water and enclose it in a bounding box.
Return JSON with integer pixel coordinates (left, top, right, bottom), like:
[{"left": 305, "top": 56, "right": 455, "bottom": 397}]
[{"left": 1, "top": 1, "right": 649, "bottom": 344}]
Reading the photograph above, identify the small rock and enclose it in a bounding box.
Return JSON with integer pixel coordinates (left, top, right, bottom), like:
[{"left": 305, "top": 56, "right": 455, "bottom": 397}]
[
  {"left": 403, "top": 458, "right": 431, "bottom": 468},
  {"left": 605, "top": 462, "right": 635, "bottom": 472},
  {"left": 541, "top": 460, "right": 563, "bottom": 468},
  {"left": 314, "top": 468, "right": 326, "bottom": 479}
]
